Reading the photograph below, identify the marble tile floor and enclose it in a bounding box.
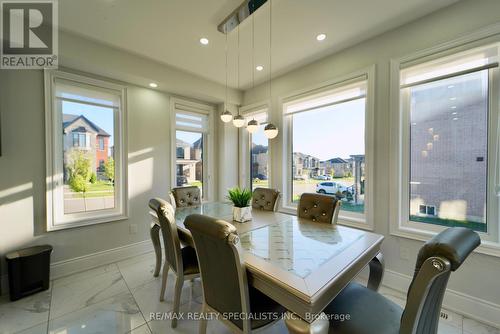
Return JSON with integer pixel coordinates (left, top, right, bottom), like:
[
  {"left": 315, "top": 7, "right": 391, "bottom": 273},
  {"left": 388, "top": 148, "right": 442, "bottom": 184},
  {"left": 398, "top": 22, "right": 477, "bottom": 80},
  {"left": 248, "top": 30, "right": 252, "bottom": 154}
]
[{"left": 0, "top": 251, "right": 498, "bottom": 334}]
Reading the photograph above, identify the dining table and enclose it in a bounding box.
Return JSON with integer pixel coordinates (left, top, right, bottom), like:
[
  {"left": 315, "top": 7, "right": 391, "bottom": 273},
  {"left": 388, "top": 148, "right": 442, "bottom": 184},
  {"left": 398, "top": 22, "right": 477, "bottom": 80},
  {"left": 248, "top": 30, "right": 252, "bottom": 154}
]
[{"left": 150, "top": 202, "right": 384, "bottom": 334}]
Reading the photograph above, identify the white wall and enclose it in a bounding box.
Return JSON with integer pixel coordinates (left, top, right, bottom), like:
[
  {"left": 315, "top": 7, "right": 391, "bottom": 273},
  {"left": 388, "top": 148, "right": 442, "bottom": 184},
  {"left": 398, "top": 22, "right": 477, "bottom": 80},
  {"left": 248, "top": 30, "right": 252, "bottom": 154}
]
[
  {"left": 242, "top": 0, "right": 500, "bottom": 324},
  {"left": 0, "top": 32, "right": 242, "bottom": 289}
]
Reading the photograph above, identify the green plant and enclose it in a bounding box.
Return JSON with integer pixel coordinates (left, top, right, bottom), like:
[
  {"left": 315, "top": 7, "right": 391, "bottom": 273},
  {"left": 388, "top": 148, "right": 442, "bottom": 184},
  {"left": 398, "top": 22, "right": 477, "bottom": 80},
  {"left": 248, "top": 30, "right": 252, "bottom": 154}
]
[
  {"left": 104, "top": 158, "right": 115, "bottom": 183},
  {"left": 227, "top": 187, "right": 252, "bottom": 208},
  {"left": 89, "top": 172, "right": 97, "bottom": 184}
]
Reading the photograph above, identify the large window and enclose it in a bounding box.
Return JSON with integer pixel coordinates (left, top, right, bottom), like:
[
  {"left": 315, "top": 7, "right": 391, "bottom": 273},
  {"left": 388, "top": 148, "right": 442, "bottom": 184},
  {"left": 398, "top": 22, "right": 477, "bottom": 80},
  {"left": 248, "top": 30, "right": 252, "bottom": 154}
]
[
  {"left": 284, "top": 75, "right": 373, "bottom": 225},
  {"left": 45, "top": 71, "right": 127, "bottom": 230},
  {"left": 394, "top": 43, "right": 500, "bottom": 245},
  {"left": 172, "top": 99, "right": 214, "bottom": 200}
]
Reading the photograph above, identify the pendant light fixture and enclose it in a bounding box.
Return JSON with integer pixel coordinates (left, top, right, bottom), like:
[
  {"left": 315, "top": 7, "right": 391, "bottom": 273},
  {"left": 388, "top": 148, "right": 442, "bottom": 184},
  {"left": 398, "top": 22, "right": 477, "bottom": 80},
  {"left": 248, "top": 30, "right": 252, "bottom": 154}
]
[
  {"left": 233, "top": 24, "right": 245, "bottom": 128},
  {"left": 264, "top": 0, "right": 279, "bottom": 139},
  {"left": 220, "top": 32, "right": 233, "bottom": 123},
  {"left": 246, "top": 2, "right": 259, "bottom": 133}
]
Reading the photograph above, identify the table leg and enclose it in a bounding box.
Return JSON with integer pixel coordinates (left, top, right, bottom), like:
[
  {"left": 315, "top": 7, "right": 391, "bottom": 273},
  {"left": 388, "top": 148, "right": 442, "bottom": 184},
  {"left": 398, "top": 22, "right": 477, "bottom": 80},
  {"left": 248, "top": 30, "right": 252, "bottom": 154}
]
[
  {"left": 284, "top": 311, "right": 329, "bottom": 334},
  {"left": 150, "top": 223, "right": 162, "bottom": 277},
  {"left": 367, "top": 252, "right": 384, "bottom": 291}
]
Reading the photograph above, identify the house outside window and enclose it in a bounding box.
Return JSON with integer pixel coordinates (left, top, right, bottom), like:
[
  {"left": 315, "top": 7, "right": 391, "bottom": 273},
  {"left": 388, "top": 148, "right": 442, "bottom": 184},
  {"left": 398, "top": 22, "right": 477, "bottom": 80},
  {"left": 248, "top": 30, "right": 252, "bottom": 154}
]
[
  {"left": 282, "top": 69, "right": 375, "bottom": 228},
  {"left": 98, "top": 137, "right": 105, "bottom": 150},
  {"left": 45, "top": 70, "right": 127, "bottom": 231}
]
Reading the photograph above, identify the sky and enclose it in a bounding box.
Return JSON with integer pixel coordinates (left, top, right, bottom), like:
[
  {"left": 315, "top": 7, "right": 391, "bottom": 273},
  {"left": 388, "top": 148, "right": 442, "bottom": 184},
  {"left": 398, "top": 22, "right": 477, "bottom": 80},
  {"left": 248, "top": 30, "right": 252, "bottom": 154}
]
[
  {"left": 62, "top": 97, "right": 365, "bottom": 161},
  {"left": 63, "top": 101, "right": 114, "bottom": 146},
  {"left": 292, "top": 98, "right": 365, "bottom": 160}
]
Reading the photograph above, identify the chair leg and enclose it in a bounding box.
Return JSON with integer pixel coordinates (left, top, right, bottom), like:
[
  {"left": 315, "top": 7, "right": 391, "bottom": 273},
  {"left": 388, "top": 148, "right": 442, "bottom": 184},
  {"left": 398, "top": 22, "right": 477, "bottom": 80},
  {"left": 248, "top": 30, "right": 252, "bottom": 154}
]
[
  {"left": 199, "top": 303, "right": 208, "bottom": 334},
  {"left": 150, "top": 224, "right": 162, "bottom": 277},
  {"left": 171, "top": 276, "right": 184, "bottom": 328},
  {"left": 159, "top": 263, "right": 170, "bottom": 302}
]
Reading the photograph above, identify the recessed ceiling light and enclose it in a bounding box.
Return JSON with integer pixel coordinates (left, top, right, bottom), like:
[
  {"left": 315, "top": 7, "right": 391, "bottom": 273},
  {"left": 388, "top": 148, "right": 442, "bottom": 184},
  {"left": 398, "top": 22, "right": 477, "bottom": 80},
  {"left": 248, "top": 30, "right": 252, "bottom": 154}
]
[
  {"left": 451, "top": 106, "right": 457, "bottom": 109},
  {"left": 256, "top": 65, "right": 264, "bottom": 71},
  {"left": 316, "top": 33, "right": 327, "bottom": 41},
  {"left": 199, "top": 37, "right": 209, "bottom": 45},
  {"left": 149, "top": 83, "right": 158, "bottom": 88},
  {"left": 450, "top": 97, "right": 456, "bottom": 101}
]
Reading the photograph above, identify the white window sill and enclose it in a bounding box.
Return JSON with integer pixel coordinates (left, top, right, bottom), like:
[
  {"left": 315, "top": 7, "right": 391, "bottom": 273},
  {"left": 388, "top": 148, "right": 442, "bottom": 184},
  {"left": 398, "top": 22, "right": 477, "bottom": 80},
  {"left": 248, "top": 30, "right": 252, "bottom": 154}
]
[
  {"left": 48, "top": 213, "right": 128, "bottom": 232},
  {"left": 390, "top": 225, "right": 500, "bottom": 258}
]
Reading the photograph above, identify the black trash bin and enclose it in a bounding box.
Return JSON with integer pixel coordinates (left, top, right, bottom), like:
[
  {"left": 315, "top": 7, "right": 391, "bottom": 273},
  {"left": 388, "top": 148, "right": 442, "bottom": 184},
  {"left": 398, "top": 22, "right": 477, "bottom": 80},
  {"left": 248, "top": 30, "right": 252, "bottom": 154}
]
[{"left": 6, "top": 245, "right": 53, "bottom": 301}]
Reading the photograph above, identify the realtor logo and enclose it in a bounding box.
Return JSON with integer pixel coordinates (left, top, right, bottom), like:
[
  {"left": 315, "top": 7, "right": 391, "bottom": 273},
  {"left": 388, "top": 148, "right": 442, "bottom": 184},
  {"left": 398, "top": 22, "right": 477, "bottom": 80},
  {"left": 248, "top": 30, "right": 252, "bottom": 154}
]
[{"left": 1, "top": 0, "right": 58, "bottom": 69}]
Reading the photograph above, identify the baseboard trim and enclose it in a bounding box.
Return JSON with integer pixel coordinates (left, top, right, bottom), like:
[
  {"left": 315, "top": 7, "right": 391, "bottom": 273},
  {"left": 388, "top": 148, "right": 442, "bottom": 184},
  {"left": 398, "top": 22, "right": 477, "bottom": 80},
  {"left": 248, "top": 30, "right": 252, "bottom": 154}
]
[
  {"left": 367, "top": 269, "right": 500, "bottom": 329},
  {"left": 0, "top": 239, "right": 155, "bottom": 296}
]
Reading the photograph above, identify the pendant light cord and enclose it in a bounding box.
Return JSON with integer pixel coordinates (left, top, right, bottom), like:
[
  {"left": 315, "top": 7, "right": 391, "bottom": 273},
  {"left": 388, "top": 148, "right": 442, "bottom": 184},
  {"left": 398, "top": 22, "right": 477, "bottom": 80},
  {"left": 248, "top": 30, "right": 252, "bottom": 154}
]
[
  {"left": 225, "top": 32, "right": 228, "bottom": 109},
  {"left": 269, "top": 0, "right": 272, "bottom": 102}
]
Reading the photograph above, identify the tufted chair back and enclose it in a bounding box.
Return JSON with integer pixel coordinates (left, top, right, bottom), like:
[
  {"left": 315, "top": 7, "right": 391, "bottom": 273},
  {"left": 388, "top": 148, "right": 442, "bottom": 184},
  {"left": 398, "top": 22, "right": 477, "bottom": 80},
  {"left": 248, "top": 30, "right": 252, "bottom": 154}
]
[
  {"left": 297, "top": 193, "right": 340, "bottom": 224},
  {"left": 252, "top": 188, "right": 280, "bottom": 211},
  {"left": 171, "top": 186, "right": 201, "bottom": 208}
]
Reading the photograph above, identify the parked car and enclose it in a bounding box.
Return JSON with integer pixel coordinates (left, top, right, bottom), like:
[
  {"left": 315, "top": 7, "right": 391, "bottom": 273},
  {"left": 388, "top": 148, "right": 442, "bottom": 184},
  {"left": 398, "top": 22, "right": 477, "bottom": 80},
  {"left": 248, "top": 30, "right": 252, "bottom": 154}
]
[
  {"left": 294, "top": 175, "right": 306, "bottom": 180},
  {"left": 255, "top": 173, "right": 268, "bottom": 180},
  {"left": 312, "top": 175, "right": 328, "bottom": 180},
  {"left": 316, "top": 182, "right": 354, "bottom": 196}
]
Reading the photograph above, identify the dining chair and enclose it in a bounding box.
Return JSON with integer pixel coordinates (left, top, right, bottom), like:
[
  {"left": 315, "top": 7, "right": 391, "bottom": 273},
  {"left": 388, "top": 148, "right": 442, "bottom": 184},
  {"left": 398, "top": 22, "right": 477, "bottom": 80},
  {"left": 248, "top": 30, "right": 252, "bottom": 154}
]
[
  {"left": 324, "top": 227, "right": 480, "bottom": 334},
  {"left": 150, "top": 186, "right": 201, "bottom": 278},
  {"left": 148, "top": 198, "right": 200, "bottom": 328},
  {"left": 170, "top": 186, "right": 201, "bottom": 208},
  {"left": 297, "top": 192, "right": 340, "bottom": 224},
  {"left": 251, "top": 188, "right": 280, "bottom": 211},
  {"left": 185, "top": 214, "right": 286, "bottom": 334}
]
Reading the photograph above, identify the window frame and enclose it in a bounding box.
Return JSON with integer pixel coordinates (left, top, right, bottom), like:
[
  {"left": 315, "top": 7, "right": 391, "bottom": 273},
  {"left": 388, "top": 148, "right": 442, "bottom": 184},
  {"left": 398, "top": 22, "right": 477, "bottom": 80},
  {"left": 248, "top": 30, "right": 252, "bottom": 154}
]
[
  {"left": 389, "top": 28, "right": 500, "bottom": 257},
  {"left": 170, "top": 97, "right": 215, "bottom": 202},
  {"left": 44, "top": 70, "right": 128, "bottom": 231},
  {"left": 281, "top": 66, "right": 375, "bottom": 230},
  {"left": 238, "top": 102, "right": 271, "bottom": 191}
]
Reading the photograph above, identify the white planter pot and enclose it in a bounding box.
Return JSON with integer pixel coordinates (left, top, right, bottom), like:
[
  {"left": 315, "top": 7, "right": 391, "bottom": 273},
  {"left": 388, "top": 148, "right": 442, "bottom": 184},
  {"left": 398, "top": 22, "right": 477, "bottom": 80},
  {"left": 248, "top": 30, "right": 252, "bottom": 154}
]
[{"left": 233, "top": 206, "right": 252, "bottom": 223}]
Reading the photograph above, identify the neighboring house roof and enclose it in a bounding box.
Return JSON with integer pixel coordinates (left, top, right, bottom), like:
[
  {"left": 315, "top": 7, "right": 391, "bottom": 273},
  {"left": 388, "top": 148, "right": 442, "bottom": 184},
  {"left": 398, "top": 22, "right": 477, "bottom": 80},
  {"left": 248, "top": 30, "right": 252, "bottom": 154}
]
[
  {"left": 293, "top": 152, "right": 320, "bottom": 161},
  {"left": 325, "top": 157, "right": 349, "bottom": 164},
  {"left": 176, "top": 138, "right": 191, "bottom": 148},
  {"left": 192, "top": 138, "right": 202, "bottom": 149},
  {"left": 63, "top": 114, "right": 110, "bottom": 137}
]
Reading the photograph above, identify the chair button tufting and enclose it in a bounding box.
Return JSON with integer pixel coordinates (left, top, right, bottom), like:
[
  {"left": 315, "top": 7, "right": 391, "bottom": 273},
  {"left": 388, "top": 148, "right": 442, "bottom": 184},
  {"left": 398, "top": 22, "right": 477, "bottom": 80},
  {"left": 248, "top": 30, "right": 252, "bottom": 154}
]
[
  {"left": 304, "top": 209, "right": 308, "bottom": 213},
  {"left": 313, "top": 204, "right": 318, "bottom": 208},
  {"left": 187, "top": 193, "right": 191, "bottom": 197},
  {"left": 312, "top": 217, "right": 317, "bottom": 222},
  {"left": 261, "top": 196, "right": 265, "bottom": 200},
  {"left": 180, "top": 199, "right": 185, "bottom": 203},
  {"left": 322, "top": 212, "right": 326, "bottom": 216}
]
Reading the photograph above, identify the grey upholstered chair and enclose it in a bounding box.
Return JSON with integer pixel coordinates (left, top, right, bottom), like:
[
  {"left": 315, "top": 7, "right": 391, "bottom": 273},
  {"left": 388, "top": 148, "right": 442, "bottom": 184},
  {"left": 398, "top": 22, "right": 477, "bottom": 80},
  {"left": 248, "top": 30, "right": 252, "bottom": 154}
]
[
  {"left": 252, "top": 188, "right": 280, "bottom": 211},
  {"left": 150, "top": 186, "right": 201, "bottom": 277},
  {"left": 148, "top": 198, "right": 200, "bottom": 328},
  {"left": 297, "top": 193, "right": 340, "bottom": 224},
  {"left": 170, "top": 186, "right": 201, "bottom": 208},
  {"left": 324, "top": 227, "right": 480, "bottom": 334},
  {"left": 185, "top": 214, "right": 285, "bottom": 334}
]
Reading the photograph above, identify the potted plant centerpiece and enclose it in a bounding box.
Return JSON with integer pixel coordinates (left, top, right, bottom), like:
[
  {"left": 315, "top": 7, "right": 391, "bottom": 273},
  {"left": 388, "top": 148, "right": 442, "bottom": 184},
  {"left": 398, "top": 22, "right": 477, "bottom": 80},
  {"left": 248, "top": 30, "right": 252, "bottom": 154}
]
[{"left": 227, "top": 187, "right": 253, "bottom": 223}]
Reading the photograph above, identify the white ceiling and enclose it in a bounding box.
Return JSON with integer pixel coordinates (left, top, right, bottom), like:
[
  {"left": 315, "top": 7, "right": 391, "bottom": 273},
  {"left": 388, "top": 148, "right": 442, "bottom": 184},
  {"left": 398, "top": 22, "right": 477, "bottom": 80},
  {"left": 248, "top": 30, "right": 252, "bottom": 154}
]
[{"left": 59, "top": 0, "right": 459, "bottom": 90}]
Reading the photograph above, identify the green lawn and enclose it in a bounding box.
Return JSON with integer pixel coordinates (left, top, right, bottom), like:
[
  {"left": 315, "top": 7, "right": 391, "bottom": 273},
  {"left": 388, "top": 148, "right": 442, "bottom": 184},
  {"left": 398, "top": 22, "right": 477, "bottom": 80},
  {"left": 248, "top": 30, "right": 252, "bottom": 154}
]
[
  {"left": 65, "top": 181, "right": 114, "bottom": 198},
  {"left": 410, "top": 215, "right": 486, "bottom": 232}
]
